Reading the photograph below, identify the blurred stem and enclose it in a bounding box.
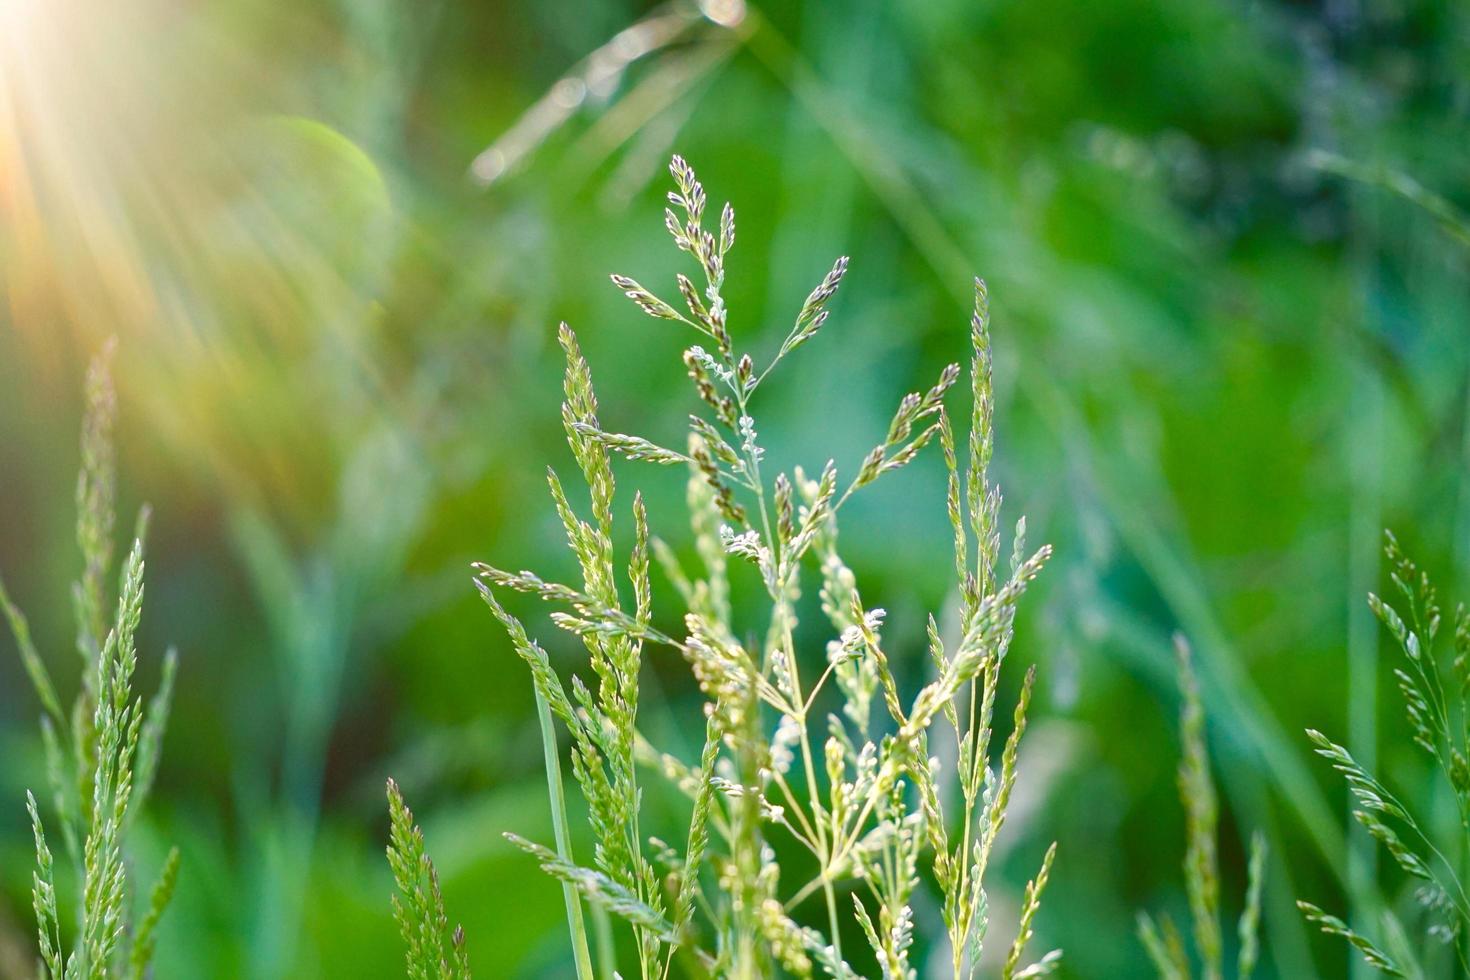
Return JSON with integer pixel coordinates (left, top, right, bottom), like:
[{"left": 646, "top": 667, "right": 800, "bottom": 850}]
[
  {"left": 537, "top": 689, "right": 597, "bottom": 980},
  {"left": 1345, "top": 381, "right": 1382, "bottom": 980},
  {"left": 1097, "top": 596, "right": 1318, "bottom": 975},
  {"left": 1457, "top": 369, "right": 1470, "bottom": 598},
  {"left": 1345, "top": 192, "right": 1384, "bottom": 980},
  {"left": 1311, "top": 152, "right": 1470, "bottom": 250},
  {"left": 742, "top": 5, "right": 971, "bottom": 297}
]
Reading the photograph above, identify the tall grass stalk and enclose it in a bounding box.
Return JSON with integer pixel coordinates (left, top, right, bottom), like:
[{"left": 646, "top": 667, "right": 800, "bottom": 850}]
[
  {"left": 385, "top": 779, "right": 470, "bottom": 980},
  {"left": 1139, "top": 637, "right": 1266, "bottom": 980},
  {"left": 536, "top": 688, "right": 598, "bottom": 979},
  {"left": 1300, "top": 533, "right": 1470, "bottom": 977},
  {"left": 1, "top": 344, "right": 181, "bottom": 979}
]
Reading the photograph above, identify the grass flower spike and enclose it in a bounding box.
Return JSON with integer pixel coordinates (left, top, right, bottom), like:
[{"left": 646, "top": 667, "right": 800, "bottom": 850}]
[
  {"left": 2, "top": 344, "right": 182, "bottom": 979},
  {"left": 1300, "top": 533, "right": 1470, "bottom": 976},
  {"left": 390, "top": 155, "right": 1058, "bottom": 979}
]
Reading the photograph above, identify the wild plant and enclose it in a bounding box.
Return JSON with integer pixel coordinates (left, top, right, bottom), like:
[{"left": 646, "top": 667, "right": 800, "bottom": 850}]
[
  {"left": 1, "top": 345, "right": 180, "bottom": 979},
  {"left": 1299, "top": 532, "right": 1470, "bottom": 976},
  {"left": 1138, "top": 637, "right": 1266, "bottom": 979},
  {"left": 385, "top": 779, "right": 471, "bottom": 980},
  {"left": 388, "top": 155, "right": 1058, "bottom": 978}
]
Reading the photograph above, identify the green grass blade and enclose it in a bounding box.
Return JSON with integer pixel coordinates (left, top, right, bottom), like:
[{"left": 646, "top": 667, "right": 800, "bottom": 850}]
[
  {"left": 0, "top": 576, "right": 65, "bottom": 728},
  {"left": 128, "top": 846, "right": 181, "bottom": 980},
  {"left": 536, "top": 689, "right": 596, "bottom": 980}
]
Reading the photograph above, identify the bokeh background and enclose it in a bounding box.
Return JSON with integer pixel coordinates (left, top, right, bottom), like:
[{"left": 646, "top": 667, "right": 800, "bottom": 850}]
[{"left": 2, "top": 0, "right": 1467, "bottom": 975}]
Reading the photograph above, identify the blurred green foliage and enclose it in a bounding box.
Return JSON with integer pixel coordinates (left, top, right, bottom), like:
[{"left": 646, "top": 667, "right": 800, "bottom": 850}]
[{"left": 1, "top": 0, "right": 1467, "bottom": 975}]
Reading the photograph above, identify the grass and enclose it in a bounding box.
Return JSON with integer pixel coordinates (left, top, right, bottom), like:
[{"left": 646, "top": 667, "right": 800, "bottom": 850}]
[
  {"left": 0, "top": 9, "right": 1458, "bottom": 975},
  {"left": 387, "top": 155, "right": 1058, "bottom": 978},
  {"left": 385, "top": 778, "right": 471, "bottom": 980},
  {"left": 1299, "top": 533, "right": 1470, "bottom": 977},
  {"left": 1138, "top": 637, "right": 1266, "bottom": 980},
  {"left": 1, "top": 344, "right": 181, "bottom": 979},
  {"left": 2, "top": 153, "right": 1453, "bottom": 980}
]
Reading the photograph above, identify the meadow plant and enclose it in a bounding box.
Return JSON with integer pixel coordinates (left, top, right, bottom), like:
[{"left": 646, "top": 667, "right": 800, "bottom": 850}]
[
  {"left": 1139, "top": 637, "right": 1266, "bottom": 980},
  {"left": 1, "top": 345, "right": 180, "bottom": 979},
  {"left": 385, "top": 778, "right": 471, "bottom": 980},
  {"left": 388, "top": 156, "right": 1058, "bottom": 978},
  {"left": 1299, "top": 533, "right": 1470, "bottom": 976}
]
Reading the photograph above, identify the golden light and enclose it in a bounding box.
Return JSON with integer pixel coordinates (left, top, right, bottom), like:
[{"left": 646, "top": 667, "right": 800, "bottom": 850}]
[{"left": 0, "top": 0, "right": 394, "bottom": 516}]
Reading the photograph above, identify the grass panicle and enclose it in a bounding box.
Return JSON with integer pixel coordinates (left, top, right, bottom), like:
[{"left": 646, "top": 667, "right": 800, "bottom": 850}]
[
  {"left": 385, "top": 778, "right": 471, "bottom": 980},
  {"left": 1299, "top": 533, "right": 1470, "bottom": 976},
  {"left": 3, "top": 345, "right": 182, "bottom": 979},
  {"left": 387, "top": 155, "right": 1058, "bottom": 979},
  {"left": 1139, "top": 637, "right": 1267, "bottom": 980}
]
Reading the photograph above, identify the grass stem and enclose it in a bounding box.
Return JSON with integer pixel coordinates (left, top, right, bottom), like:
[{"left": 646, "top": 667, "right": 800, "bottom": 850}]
[{"left": 536, "top": 688, "right": 597, "bottom": 980}]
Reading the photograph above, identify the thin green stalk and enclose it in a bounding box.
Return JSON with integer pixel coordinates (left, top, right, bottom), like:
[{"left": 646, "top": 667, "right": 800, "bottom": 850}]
[
  {"left": 781, "top": 608, "right": 846, "bottom": 972},
  {"left": 810, "top": 756, "right": 844, "bottom": 969},
  {"left": 793, "top": 653, "right": 846, "bottom": 969},
  {"left": 1346, "top": 359, "right": 1382, "bottom": 980},
  {"left": 755, "top": 384, "right": 846, "bottom": 974},
  {"left": 952, "top": 670, "right": 984, "bottom": 978},
  {"left": 593, "top": 905, "right": 616, "bottom": 980},
  {"left": 537, "top": 689, "right": 597, "bottom": 980}
]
